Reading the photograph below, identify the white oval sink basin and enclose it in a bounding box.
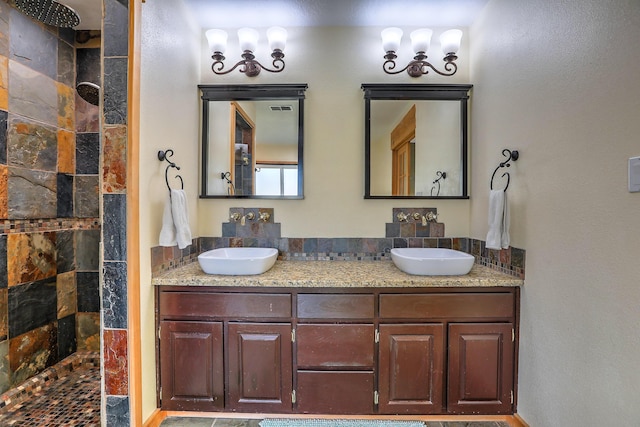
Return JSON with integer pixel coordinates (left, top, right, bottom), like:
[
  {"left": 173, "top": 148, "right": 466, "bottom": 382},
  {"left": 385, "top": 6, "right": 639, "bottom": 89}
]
[
  {"left": 198, "top": 247, "right": 278, "bottom": 275},
  {"left": 390, "top": 248, "right": 475, "bottom": 276}
]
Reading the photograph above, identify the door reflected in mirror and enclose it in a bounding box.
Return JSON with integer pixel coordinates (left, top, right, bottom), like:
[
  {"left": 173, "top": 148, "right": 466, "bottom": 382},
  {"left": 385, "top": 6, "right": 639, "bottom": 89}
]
[
  {"left": 363, "top": 84, "right": 472, "bottom": 199},
  {"left": 199, "top": 84, "right": 307, "bottom": 199}
]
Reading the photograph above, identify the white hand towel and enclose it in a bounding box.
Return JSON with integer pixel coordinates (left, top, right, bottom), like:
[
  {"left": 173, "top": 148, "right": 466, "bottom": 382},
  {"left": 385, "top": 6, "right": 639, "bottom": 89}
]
[
  {"left": 486, "top": 189, "right": 510, "bottom": 250},
  {"left": 159, "top": 193, "right": 177, "bottom": 247},
  {"left": 500, "top": 191, "right": 510, "bottom": 249},
  {"left": 170, "top": 189, "right": 192, "bottom": 249}
]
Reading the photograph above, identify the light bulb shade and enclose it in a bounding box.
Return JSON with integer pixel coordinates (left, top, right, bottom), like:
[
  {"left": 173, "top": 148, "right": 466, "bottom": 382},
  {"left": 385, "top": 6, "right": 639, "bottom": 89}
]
[
  {"left": 410, "top": 28, "right": 433, "bottom": 53},
  {"left": 440, "top": 29, "right": 462, "bottom": 55},
  {"left": 381, "top": 27, "right": 403, "bottom": 53},
  {"left": 238, "top": 27, "right": 259, "bottom": 52},
  {"left": 205, "top": 29, "right": 227, "bottom": 54},
  {"left": 267, "top": 26, "right": 287, "bottom": 51}
]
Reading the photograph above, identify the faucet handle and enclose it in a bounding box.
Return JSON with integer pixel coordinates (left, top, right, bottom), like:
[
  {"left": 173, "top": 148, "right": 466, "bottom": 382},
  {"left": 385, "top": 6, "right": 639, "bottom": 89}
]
[
  {"left": 259, "top": 211, "right": 271, "bottom": 222},
  {"left": 396, "top": 212, "right": 409, "bottom": 222},
  {"left": 425, "top": 211, "right": 438, "bottom": 222},
  {"left": 230, "top": 212, "right": 241, "bottom": 222},
  {"left": 240, "top": 212, "right": 255, "bottom": 226}
]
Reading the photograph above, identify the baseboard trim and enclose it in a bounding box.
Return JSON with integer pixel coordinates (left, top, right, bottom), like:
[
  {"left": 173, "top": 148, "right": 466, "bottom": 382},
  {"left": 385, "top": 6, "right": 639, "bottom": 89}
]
[
  {"left": 512, "top": 413, "right": 530, "bottom": 427},
  {"left": 142, "top": 408, "right": 166, "bottom": 427},
  {"left": 144, "top": 410, "right": 529, "bottom": 426}
]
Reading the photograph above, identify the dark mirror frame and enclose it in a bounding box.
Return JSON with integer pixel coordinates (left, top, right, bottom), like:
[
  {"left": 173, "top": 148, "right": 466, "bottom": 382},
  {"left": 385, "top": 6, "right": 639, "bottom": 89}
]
[
  {"left": 199, "top": 83, "right": 308, "bottom": 199},
  {"left": 362, "top": 83, "right": 473, "bottom": 199}
]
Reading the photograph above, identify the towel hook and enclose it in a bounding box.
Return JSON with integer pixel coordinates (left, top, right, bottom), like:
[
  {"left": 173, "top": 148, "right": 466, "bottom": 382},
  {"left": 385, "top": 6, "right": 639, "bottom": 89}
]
[
  {"left": 430, "top": 171, "right": 447, "bottom": 196},
  {"left": 490, "top": 149, "right": 519, "bottom": 191},
  {"left": 158, "top": 149, "right": 184, "bottom": 192}
]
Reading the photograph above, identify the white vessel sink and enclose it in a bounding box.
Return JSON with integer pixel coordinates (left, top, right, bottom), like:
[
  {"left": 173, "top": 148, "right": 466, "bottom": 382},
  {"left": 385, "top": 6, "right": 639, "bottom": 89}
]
[
  {"left": 390, "top": 248, "right": 475, "bottom": 276},
  {"left": 198, "top": 247, "right": 278, "bottom": 275}
]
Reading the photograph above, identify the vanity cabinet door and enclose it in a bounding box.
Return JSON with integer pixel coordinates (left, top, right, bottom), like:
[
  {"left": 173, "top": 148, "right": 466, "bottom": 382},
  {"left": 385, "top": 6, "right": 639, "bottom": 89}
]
[
  {"left": 378, "top": 324, "right": 445, "bottom": 414},
  {"left": 227, "top": 322, "right": 293, "bottom": 413},
  {"left": 159, "top": 320, "right": 224, "bottom": 411},
  {"left": 447, "top": 323, "right": 514, "bottom": 414}
]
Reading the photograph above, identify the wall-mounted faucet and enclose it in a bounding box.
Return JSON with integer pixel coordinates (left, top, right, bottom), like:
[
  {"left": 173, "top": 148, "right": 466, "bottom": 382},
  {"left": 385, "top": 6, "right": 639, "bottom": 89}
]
[
  {"left": 241, "top": 212, "right": 255, "bottom": 226},
  {"left": 396, "top": 211, "right": 438, "bottom": 224}
]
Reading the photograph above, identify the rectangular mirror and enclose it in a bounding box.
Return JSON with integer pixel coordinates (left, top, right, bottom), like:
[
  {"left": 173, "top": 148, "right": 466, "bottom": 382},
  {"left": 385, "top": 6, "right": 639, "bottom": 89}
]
[
  {"left": 362, "top": 84, "right": 472, "bottom": 199},
  {"left": 199, "top": 84, "right": 307, "bottom": 198}
]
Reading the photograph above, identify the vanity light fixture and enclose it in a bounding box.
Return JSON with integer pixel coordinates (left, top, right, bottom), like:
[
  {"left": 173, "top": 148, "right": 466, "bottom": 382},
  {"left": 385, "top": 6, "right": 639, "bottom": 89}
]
[
  {"left": 381, "top": 27, "right": 462, "bottom": 77},
  {"left": 206, "top": 27, "right": 287, "bottom": 77}
]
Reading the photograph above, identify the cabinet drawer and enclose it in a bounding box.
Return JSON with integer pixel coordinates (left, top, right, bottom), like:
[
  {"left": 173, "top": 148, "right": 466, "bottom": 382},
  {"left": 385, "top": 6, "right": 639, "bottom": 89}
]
[
  {"left": 297, "top": 294, "right": 374, "bottom": 319},
  {"left": 379, "top": 293, "right": 514, "bottom": 319},
  {"left": 296, "top": 371, "right": 374, "bottom": 414},
  {"left": 160, "top": 291, "right": 291, "bottom": 319},
  {"left": 297, "top": 324, "right": 374, "bottom": 369}
]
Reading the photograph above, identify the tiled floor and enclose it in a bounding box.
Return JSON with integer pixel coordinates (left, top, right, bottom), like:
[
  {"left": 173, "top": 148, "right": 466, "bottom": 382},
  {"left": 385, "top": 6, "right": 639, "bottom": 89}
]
[
  {"left": 0, "top": 365, "right": 101, "bottom": 426},
  {"left": 159, "top": 418, "right": 510, "bottom": 427},
  {"left": 0, "top": 357, "right": 509, "bottom": 427}
]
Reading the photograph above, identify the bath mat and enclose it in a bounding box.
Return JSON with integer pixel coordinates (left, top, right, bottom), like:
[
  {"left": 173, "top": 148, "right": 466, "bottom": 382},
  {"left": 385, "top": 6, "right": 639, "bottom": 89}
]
[{"left": 260, "top": 420, "right": 426, "bottom": 427}]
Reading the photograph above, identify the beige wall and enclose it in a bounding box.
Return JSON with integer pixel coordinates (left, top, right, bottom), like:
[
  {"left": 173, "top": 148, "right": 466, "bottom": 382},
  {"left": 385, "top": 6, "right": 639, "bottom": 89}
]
[
  {"left": 138, "top": 11, "right": 472, "bottom": 418},
  {"left": 195, "top": 26, "right": 472, "bottom": 238},
  {"left": 470, "top": 0, "right": 640, "bottom": 425},
  {"left": 139, "top": 0, "right": 202, "bottom": 419},
  {"left": 136, "top": 1, "right": 640, "bottom": 424}
]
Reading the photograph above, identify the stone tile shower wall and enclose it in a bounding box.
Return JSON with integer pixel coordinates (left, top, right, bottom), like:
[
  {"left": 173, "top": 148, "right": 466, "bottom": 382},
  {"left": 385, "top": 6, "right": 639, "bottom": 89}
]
[
  {"left": 101, "top": 0, "right": 131, "bottom": 424},
  {"left": 0, "top": 3, "right": 100, "bottom": 394}
]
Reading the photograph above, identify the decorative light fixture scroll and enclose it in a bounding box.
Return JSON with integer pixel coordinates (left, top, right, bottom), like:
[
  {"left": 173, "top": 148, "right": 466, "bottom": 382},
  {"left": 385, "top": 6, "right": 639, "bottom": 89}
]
[
  {"left": 206, "top": 27, "right": 287, "bottom": 77},
  {"left": 381, "top": 27, "right": 462, "bottom": 77}
]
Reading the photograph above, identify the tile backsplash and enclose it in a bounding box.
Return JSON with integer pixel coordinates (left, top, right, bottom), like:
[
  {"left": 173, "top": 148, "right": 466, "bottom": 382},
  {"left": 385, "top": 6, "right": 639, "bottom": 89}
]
[{"left": 152, "top": 207, "right": 525, "bottom": 279}]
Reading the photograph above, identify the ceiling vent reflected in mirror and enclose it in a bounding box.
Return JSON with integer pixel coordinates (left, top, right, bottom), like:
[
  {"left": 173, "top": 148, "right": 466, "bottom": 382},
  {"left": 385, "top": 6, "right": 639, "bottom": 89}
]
[{"left": 269, "top": 105, "right": 293, "bottom": 112}]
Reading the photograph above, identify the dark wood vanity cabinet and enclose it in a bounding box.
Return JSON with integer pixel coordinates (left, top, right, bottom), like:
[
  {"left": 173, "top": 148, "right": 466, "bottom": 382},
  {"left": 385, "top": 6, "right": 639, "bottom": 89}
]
[
  {"left": 159, "top": 320, "right": 224, "bottom": 411},
  {"left": 447, "top": 322, "right": 514, "bottom": 414},
  {"left": 296, "top": 293, "right": 376, "bottom": 414},
  {"left": 158, "top": 290, "right": 293, "bottom": 413},
  {"left": 157, "top": 286, "right": 519, "bottom": 415},
  {"left": 378, "top": 292, "right": 516, "bottom": 415},
  {"left": 378, "top": 323, "right": 445, "bottom": 414},
  {"left": 227, "top": 322, "right": 293, "bottom": 413}
]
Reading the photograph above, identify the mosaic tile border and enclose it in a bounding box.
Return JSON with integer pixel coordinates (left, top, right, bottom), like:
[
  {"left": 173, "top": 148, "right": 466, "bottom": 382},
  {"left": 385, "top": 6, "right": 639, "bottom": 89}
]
[
  {"left": 152, "top": 206, "right": 524, "bottom": 278},
  {"left": 0, "top": 218, "right": 100, "bottom": 234},
  {"left": 0, "top": 351, "right": 99, "bottom": 413},
  {"left": 151, "top": 236, "right": 525, "bottom": 279},
  {"left": 469, "top": 238, "right": 526, "bottom": 279},
  {"left": 151, "top": 239, "right": 201, "bottom": 276}
]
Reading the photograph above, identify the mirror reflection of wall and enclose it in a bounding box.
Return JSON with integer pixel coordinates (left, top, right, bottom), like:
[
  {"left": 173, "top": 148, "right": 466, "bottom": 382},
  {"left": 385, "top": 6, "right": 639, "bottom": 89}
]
[
  {"left": 200, "top": 84, "right": 306, "bottom": 199},
  {"left": 370, "top": 100, "right": 462, "bottom": 197},
  {"left": 204, "top": 103, "right": 300, "bottom": 196},
  {"left": 363, "top": 84, "right": 472, "bottom": 199}
]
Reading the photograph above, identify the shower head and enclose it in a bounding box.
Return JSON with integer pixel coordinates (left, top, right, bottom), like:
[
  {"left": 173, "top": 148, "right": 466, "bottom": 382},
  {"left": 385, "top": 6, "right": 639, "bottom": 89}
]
[
  {"left": 76, "top": 82, "right": 100, "bottom": 106},
  {"left": 14, "top": 0, "right": 80, "bottom": 28}
]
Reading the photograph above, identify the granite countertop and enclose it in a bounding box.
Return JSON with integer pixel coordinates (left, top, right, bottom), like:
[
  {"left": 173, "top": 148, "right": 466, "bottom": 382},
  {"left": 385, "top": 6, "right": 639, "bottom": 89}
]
[{"left": 153, "top": 260, "right": 523, "bottom": 288}]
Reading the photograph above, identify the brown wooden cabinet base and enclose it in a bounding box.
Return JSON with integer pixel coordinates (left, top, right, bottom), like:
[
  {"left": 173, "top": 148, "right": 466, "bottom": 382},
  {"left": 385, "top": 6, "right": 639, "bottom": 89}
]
[{"left": 157, "top": 286, "right": 519, "bottom": 416}]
